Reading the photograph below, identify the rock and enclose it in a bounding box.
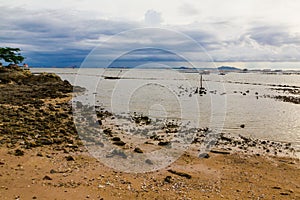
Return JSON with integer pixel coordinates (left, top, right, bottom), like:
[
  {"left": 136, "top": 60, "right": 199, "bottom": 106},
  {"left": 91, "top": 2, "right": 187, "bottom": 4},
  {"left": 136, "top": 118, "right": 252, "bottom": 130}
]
[
  {"left": 134, "top": 147, "right": 143, "bottom": 153},
  {"left": 14, "top": 149, "right": 24, "bottom": 156},
  {"left": 280, "top": 192, "right": 289, "bottom": 196},
  {"left": 240, "top": 124, "right": 245, "bottom": 128},
  {"left": 112, "top": 141, "right": 126, "bottom": 146},
  {"left": 220, "top": 135, "right": 232, "bottom": 142},
  {"left": 43, "top": 175, "right": 52, "bottom": 180},
  {"left": 103, "top": 129, "right": 113, "bottom": 137},
  {"left": 164, "top": 176, "right": 172, "bottom": 183},
  {"left": 210, "top": 149, "right": 230, "bottom": 155},
  {"left": 199, "top": 153, "right": 210, "bottom": 158},
  {"left": 37, "top": 137, "right": 53, "bottom": 145},
  {"left": 50, "top": 169, "right": 57, "bottom": 174},
  {"left": 65, "top": 155, "right": 75, "bottom": 161},
  {"left": 145, "top": 159, "right": 153, "bottom": 165},
  {"left": 167, "top": 169, "right": 192, "bottom": 179},
  {"left": 106, "top": 149, "right": 127, "bottom": 159},
  {"left": 158, "top": 141, "right": 171, "bottom": 146},
  {"left": 112, "top": 137, "right": 121, "bottom": 141},
  {"left": 272, "top": 186, "right": 281, "bottom": 189}
]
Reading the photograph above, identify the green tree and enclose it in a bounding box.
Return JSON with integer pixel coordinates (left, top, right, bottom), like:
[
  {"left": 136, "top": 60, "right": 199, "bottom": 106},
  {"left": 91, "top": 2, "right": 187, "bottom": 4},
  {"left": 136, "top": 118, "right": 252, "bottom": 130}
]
[{"left": 0, "top": 47, "right": 25, "bottom": 64}]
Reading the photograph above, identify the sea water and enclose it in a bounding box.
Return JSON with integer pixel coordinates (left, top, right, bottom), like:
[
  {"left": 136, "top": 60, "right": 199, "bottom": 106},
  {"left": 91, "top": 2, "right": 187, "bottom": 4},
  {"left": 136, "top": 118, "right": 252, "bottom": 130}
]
[{"left": 31, "top": 68, "right": 300, "bottom": 153}]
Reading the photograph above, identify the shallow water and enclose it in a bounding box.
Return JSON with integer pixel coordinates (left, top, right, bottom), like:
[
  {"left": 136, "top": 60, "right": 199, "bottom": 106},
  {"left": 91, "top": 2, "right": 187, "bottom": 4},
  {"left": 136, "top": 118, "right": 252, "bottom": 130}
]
[{"left": 31, "top": 68, "right": 300, "bottom": 152}]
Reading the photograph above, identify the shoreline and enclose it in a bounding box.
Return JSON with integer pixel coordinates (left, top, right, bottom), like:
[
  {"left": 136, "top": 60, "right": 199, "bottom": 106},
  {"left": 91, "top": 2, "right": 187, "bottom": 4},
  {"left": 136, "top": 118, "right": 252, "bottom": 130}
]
[{"left": 0, "top": 68, "right": 299, "bottom": 199}]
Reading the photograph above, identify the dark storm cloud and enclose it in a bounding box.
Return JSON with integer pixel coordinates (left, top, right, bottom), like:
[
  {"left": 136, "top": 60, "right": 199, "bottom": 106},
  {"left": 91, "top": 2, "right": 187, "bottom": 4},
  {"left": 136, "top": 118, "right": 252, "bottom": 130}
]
[
  {"left": 1, "top": 5, "right": 300, "bottom": 66},
  {"left": 0, "top": 6, "right": 138, "bottom": 66}
]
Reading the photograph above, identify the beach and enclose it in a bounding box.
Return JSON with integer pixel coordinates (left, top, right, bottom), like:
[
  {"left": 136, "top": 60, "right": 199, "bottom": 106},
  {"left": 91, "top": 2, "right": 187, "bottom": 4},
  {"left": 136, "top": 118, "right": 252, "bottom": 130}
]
[{"left": 0, "top": 67, "right": 299, "bottom": 199}]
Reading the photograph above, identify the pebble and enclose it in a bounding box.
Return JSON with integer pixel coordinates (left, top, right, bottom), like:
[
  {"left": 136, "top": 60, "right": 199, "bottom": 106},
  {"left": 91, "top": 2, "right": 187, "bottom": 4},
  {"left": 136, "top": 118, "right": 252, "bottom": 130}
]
[
  {"left": 14, "top": 149, "right": 24, "bottom": 156},
  {"left": 42, "top": 175, "right": 52, "bottom": 180},
  {"left": 65, "top": 155, "right": 75, "bottom": 161},
  {"left": 199, "top": 153, "right": 210, "bottom": 158},
  {"left": 112, "top": 141, "right": 126, "bottom": 146},
  {"left": 164, "top": 176, "right": 172, "bottom": 183},
  {"left": 145, "top": 159, "right": 153, "bottom": 165},
  {"left": 134, "top": 147, "right": 143, "bottom": 153}
]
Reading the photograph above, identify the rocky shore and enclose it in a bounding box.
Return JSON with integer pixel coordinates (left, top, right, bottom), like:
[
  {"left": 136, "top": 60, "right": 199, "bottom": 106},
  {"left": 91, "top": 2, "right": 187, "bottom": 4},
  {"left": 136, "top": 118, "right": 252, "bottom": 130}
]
[{"left": 0, "top": 67, "right": 299, "bottom": 199}]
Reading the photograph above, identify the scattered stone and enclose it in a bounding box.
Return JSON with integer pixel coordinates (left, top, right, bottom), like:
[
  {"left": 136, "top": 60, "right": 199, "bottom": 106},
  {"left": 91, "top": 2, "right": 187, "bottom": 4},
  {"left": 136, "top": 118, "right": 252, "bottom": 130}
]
[
  {"left": 14, "top": 149, "right": 24, "bottom": 156},
  {"left": 131, "top": 113, "right": 151, "bottom": 125},
  {"left": 167, "top": 169, "right": 192, "bottom": 179},
  {"left": 210, "top": 149, "right": 230, "bottom": 155},
  {"left": 240, "top": 124, "right": 245, "bottom": 128},
  {"left": 50, "top": 169, "right": 57, "bottom": 174},
  {"left": 280, "top": 192, "right": 289, "bottom": 196},
  {"left": 111, "top": 137, "right": 121, "bottom": 141},
  {"left": 145, "top": 159, "right": 153, "bottom": 165},
  {"left": 65, "top": 155, "right": 75, "bottom": 161},
  {"left": 106, "top": 149, "right": 127, "bottom": 159},
  {"left": 112, "top": 141, "right": 126, "bottom": 146},
  {"left": 42, "top": 175, "right": 52, "bottom": 180},
  {"left": 36, "top": 152, "right": 43, "bottom": 157},
  {"left": 103, "top": 129, "right": 113, "bottom": 137},
  {"left": 158, "top": 141, "right": 171, "bottom": 146},
  {"left": 134, "top": 147, "right": 143, "bottom": 153},
  {"left": 199, "top": 153, "right": 210, "bottom": 158},
  {"left": 46, "top": 155, "right": 52, "bottom": 158},
  {"left": 272, "top": 186, "right": 281, "bottom": 189},
  {"left": 164, "top": 176, "right": 172, "bottom": 183}
]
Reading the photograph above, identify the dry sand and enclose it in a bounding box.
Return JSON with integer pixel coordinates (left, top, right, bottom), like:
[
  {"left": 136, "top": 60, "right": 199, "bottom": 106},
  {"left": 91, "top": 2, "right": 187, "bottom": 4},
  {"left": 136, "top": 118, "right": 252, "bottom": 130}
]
[{"left": 0, "top": 144, "right": 299, "bottom": 200}]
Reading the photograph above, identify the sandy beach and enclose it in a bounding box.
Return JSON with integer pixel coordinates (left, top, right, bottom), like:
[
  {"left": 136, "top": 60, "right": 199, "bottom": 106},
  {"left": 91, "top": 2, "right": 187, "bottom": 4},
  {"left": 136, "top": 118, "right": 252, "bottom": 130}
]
[{"left": 0, "top": 68, "right": 299, "bottom": 199}]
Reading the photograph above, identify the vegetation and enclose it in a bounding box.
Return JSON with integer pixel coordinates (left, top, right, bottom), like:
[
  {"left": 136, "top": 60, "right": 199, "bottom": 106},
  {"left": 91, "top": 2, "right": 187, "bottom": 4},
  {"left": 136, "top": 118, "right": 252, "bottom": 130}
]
[{"left": 0, "top": 47, "right": 25, "bottom": 64}]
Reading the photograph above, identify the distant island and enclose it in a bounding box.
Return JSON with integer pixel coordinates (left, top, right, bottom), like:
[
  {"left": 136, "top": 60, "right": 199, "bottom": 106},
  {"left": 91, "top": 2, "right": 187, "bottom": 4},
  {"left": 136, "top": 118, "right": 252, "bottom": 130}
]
[{"left": 217, "top": 66, "right": 241, "bottom": 71}]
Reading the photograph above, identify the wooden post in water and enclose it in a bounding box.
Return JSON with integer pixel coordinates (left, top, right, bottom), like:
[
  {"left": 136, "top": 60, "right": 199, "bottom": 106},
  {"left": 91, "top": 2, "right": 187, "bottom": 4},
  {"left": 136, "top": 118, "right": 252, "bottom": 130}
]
[
  {"left": 200, "top": 74, "right": 203, "bottom": 89},
  {"left": 199, "top": 73, "right": 206, "bottom": 95}
]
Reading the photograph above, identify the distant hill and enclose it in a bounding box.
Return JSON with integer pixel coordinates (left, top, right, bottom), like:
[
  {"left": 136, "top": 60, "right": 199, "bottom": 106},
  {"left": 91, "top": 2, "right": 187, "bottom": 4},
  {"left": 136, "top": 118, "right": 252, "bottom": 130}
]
[{"left": 218, "top": 66, "right": 241, "bottom": 71}]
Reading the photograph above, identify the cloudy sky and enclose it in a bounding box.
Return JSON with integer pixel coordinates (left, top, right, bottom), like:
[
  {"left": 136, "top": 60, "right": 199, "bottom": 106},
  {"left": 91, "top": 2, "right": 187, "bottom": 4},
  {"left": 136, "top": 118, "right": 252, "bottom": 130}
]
[{"left": 1, "top": 0, "right": 300, "bottom": 68}]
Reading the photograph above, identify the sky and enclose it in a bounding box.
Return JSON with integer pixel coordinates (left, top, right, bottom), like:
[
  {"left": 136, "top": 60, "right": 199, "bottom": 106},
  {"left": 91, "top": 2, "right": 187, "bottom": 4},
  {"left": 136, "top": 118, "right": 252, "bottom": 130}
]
[{"left": 1, "top": 0, "right": 300, "bottom": 68}]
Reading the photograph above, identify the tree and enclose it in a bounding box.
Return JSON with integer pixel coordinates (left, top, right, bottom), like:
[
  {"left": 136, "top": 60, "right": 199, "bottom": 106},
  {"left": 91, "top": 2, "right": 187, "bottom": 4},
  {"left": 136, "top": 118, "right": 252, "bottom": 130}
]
[{"left": 0, "top": 47, "right": 25, "bottom": 64}]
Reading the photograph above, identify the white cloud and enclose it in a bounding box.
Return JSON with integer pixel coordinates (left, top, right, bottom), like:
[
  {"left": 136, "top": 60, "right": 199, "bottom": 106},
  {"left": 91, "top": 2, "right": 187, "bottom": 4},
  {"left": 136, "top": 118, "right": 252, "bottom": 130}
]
[
  {"left": 144, "top": 10, "right": 163, "bottom": 26},
  {"left": 178, "top": 3, "right": 199, "bottom": 16}
]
